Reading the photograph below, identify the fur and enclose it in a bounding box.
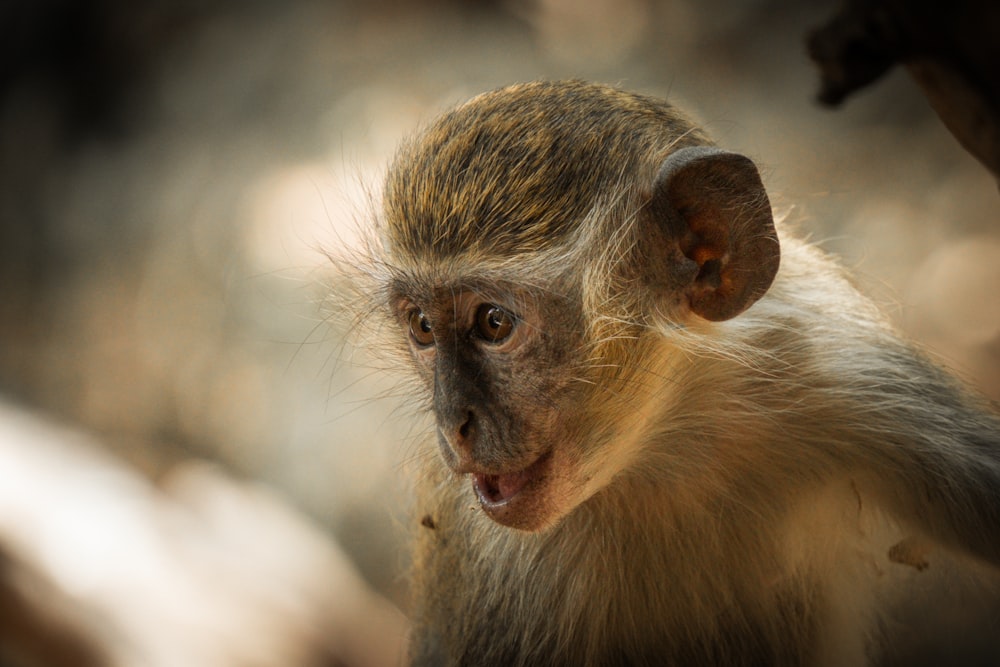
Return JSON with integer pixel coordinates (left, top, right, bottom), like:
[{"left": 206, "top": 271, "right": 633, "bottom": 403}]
[{"left": 345, "top": 81, "right": 1000, "bottom": 666}]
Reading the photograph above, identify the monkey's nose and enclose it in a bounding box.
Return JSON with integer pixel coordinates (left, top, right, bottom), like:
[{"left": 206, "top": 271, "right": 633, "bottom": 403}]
[
  {"left": 436, "top": 407, "right": 483, "bottom": 472},
  {"left": 455, "top": 411, "right": 476, "bottom": 452},
  {"left": 438, "top": 410, "right": 477, "bottom": 470}
]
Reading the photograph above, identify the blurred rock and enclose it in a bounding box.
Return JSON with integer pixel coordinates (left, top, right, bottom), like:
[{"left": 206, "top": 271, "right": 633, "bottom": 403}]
[{"left": 0, "top": 398, "right": 408, "bottom": 667}]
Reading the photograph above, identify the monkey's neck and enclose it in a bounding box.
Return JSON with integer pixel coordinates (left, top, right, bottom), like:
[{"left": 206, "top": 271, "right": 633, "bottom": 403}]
[{"left": 412, "top": 453, "right": 883, "bottom": 666}]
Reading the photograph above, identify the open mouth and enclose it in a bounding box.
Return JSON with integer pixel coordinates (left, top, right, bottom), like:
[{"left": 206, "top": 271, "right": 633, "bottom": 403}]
[{"left": 472, "top": 451, "right": 551, "bottom": 508}]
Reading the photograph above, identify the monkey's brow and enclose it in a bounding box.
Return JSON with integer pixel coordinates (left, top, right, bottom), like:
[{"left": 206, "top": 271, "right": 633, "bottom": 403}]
[{"left": 385, "top": 274, "right": 548, "bottom": 305}]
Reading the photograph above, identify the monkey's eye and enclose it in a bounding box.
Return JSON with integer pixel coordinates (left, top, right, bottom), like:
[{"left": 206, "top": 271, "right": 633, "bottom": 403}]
[
  {"left": 408, "top": 309, "right": 435, "bottom": 347},
  {"left": 475, "top": 304, "right": 516, "bottom": 343}
]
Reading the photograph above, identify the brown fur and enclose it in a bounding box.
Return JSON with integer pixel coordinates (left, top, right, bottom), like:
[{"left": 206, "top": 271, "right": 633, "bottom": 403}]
[{"left": 354, "top": 81, "right": 1000, "bottom": 666}]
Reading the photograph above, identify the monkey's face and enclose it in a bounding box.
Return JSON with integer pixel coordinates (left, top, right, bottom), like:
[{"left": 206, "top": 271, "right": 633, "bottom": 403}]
[
  {"left": 378, "top": 81, "right": 780, "bottom": 531},
  {"left": 391, "top": 282, "right": 593, "bottom": 531}
]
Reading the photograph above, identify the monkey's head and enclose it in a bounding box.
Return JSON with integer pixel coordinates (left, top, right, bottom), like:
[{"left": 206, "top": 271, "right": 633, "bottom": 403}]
[{"left": 378, "top": 81, "right": 779, "bottom": 531}]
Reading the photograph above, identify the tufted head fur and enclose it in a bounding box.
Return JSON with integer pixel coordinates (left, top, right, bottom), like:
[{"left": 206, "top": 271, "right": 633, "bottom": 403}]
[{"left": 383, "top": 80, "right": 708, "bottom": 260}]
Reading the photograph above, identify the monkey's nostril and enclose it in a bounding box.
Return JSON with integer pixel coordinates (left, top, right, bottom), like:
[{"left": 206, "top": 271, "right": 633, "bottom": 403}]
[{"left": 458, "top": 411, "right": 474, "bottom": 440}]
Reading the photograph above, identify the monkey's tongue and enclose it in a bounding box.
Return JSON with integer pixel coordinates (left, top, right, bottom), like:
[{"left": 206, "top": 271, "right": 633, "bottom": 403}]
[{"left": 474, "top": 469, "right": 529, "bottom": 504}]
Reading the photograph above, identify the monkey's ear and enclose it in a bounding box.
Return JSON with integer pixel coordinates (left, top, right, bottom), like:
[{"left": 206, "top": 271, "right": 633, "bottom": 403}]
[{"left": 648, "top": 146, "right": 780, "bottom": 321}]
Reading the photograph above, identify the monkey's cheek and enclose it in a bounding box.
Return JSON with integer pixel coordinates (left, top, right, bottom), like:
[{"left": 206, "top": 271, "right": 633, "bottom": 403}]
[{"left": 471, "top": 451, "right": 561, "bottom": 531}]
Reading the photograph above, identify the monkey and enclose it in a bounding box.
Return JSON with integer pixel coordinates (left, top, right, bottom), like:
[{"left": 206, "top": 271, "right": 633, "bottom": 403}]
[{"left": 348, "top": 80, "right": 1000, "bottom": 666}]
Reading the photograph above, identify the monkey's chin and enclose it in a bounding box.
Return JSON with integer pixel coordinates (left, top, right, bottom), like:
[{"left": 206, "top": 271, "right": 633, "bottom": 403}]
[{"left": 471, "top": 451, "right": 558, "bottom": 531}]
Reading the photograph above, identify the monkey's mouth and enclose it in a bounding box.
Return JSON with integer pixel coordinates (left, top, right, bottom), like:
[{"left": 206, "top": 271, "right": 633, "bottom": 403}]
[{"left": 472, "top": 452, "right": 552, "bottom": 525}]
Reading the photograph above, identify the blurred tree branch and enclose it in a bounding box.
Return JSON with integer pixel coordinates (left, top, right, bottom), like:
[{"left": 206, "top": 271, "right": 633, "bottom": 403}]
[{"left": 808, "top": 0, "right": 1000, "bottom": 183}]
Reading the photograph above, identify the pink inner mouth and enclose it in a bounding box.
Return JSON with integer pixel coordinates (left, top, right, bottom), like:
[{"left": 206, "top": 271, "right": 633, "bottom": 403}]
[
  {"left": 472, "top": 452, "right": 549, "bottom": 506},
  {"left": 475, "top": 470, "right": 528, "bottom": 503}
]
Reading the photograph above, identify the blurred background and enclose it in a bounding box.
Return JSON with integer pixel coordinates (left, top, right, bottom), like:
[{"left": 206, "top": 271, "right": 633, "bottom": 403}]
[{"left": 0, "top": 1, "right": 997, "bottom": 665}]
